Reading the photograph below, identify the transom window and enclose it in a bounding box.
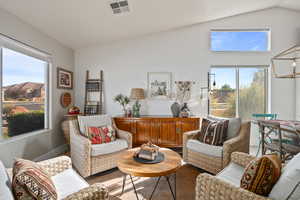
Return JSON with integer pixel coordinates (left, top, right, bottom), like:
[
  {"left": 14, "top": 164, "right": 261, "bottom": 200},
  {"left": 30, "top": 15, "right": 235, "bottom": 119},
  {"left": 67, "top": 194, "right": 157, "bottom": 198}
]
[
  {"left": 0, "top": 37, "right": 50, "bottom": 140},
  {"left": 211, "top": 29, "right": 270, "bottom": 52}
]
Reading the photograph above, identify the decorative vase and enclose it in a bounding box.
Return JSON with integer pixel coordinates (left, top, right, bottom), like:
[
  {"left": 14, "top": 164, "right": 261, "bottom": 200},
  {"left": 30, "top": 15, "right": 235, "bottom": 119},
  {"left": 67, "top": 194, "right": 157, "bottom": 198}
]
[
  {"left": 180, "top": 103, "right": 190, "bottom": 118},
  {"left": 171, "top": 102, "right": 181, "bottom": 117}
]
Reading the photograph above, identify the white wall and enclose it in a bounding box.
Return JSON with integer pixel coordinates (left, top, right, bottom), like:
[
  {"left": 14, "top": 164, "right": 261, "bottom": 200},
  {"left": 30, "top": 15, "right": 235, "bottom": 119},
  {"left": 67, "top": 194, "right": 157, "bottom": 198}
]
[
  {"left": 75, "top": 8, "right": 300, "bottom": 121},
  {"left": 0, "top": 8, "right": 74, "bottom": 167}
]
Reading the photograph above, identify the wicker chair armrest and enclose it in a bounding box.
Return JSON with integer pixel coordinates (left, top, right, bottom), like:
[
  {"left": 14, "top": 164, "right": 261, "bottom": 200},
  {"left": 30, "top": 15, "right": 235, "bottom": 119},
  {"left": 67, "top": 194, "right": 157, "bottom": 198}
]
[
  {"left": 116, "top": 129, "right": 133, "bottom": 149},
  {"left": 231, "top": 152, "right": 256, "bottom": 168},
  {"left": 69, "top": 120, "right": 92, "bottom": 177},
  {"left": 182, "top": 130, "right": 199, "bottom": 161},
  {"left": 223, "top": 122, "right": 251, "bottom": 167},
  {"left": 63, "top": 183, "right": 109, "bottom": 200},
  {"left": 37, "top": 156, "right": 72, "bottom": 177},
  {"left": 196, "top": 173, "right": 270, "bottom": 200},
  {"left": 183, "top": 130, "right": 199, "bottom": 141}
]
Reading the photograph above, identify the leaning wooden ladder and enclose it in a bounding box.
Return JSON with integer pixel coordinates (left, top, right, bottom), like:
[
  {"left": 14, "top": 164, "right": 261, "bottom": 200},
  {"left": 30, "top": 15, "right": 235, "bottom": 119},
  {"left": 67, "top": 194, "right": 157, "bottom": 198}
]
[{"left": 84, "top": 70, "right": 104, "bottom": 115}]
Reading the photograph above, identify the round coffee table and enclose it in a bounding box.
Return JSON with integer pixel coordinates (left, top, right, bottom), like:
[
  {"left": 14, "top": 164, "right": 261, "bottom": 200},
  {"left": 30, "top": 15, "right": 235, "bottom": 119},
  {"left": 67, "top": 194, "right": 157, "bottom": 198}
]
[{"left": 117, "top": 147, "right": 182, "bottom": 200}]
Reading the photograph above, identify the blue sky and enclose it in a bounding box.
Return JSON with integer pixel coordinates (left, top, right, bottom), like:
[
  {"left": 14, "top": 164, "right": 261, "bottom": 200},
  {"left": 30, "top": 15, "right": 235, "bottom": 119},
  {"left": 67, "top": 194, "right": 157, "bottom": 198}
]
[
  {"left": 211, "top": 31, "right": 269, "bottom": 51},
  {"left": 3, "top": 48, "right": 46, "bottom": 86}
]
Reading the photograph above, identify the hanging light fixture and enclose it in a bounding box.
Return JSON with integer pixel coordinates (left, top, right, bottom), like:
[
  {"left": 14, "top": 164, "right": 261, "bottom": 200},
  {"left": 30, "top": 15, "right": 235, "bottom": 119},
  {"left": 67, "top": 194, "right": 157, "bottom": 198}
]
[
  {"left": 200, "top": 72, "right": 216, "bottom": 99},
  {"left": 271, "top": 45, "right": 300, "bottom": 78}
]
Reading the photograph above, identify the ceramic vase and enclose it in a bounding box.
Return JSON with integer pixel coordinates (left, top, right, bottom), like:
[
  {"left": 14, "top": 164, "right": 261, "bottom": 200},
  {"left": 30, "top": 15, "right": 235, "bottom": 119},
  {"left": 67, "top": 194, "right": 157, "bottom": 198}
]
[{"left": 171, "top": 102, "right": 181, "bottom": 117}]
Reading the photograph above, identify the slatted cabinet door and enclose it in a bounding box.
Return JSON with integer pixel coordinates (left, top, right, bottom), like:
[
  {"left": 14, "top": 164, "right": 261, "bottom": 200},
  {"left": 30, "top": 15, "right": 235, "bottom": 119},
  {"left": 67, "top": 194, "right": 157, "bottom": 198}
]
[{"left": 113, "top": 116, "right": 200, "bottom": 147}]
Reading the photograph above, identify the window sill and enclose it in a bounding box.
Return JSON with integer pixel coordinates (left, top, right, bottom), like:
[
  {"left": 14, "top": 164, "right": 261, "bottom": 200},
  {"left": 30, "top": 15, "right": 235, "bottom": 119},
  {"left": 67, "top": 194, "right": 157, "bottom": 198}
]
[{"left": 0, "top": 129, "right": 52, "bottom": 145}]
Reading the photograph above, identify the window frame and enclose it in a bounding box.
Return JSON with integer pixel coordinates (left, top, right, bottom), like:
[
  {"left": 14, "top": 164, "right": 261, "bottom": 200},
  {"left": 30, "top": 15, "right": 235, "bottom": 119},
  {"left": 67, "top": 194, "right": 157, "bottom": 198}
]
[
  {"left": 210, "top": 29, "right": 271, "bottom": 52},
  {"left": 0, "top": 34, "right": 52, "bottom": 142},
  {"left": 209, "top": 65, "right": 269, "bottom": 118}
]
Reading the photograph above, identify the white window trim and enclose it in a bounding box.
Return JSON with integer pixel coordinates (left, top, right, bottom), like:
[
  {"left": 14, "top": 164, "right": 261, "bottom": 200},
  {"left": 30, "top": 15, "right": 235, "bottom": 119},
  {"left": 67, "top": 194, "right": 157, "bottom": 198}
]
[
  {"left": 210, "top": 29, "right": 271, "bottom": 53},
  {"left": 209, "top": 65, "right": 270, "bottom": 117},
  {"left": 0, "top": 33, "right": 52, "bottom": 141}
]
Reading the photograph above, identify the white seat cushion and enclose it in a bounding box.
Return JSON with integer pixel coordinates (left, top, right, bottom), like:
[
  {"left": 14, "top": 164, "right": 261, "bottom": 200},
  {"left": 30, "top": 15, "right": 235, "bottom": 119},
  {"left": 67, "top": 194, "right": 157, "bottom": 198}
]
[
  {"left": 186, "top": 139, "right": 223, "bottom": 157},
  {"left": 216, "top": 163, "right": 245, "bottom": 187},
  {"left": 51, "top": 169, "right": 89, "bottom": 199},
  {"left": 91, "top": 139, "right": 128, "bottom": 156},
  {"left": 269, "top": 153, "right": 300, "bottom": 200},
  {"left": 0, "top": 161, "right": 14, "bottom": 200}
]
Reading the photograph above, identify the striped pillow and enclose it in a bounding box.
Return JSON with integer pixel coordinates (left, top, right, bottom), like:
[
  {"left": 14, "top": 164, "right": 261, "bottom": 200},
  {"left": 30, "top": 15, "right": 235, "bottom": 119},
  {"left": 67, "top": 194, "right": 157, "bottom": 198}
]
[
  {"left": 194, "top": 118, "right": 229, "bottom": 146},
  {"left": 86, "top": 125, "right": 116, "bottom": 144},
  {"left": 12, "top": 159, "right": 57, "bottom": 200}
]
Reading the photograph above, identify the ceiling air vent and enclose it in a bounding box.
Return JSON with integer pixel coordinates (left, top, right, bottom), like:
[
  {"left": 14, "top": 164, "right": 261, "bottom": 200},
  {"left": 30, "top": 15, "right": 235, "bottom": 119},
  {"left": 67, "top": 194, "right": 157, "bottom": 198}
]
[{"left": 110, "top": 0, "right": 130, "bottom": 15}]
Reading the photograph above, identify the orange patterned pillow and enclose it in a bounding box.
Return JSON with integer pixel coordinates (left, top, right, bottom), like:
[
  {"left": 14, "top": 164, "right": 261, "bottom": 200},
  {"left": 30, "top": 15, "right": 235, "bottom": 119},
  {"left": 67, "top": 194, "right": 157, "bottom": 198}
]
[
  {"left": 12, "top": 159, "right": 57, "bottom": 200},
  {"left": 240, "top": 154, "right": 281, "bottom": 196},
  {"left": 87, "top": 125, "right": 116, "bottom": 144}
]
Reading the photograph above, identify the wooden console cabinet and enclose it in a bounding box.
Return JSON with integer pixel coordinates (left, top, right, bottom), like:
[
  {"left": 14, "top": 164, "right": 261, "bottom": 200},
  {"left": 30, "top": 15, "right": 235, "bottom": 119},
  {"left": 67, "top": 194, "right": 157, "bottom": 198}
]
[{"left": 114, "top": 116, "right": 200, "bottom": 147}]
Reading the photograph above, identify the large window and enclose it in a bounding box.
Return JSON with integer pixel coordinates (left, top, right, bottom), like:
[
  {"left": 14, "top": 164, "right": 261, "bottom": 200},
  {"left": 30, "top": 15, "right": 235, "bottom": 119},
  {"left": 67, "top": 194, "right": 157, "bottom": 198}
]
[
  {"left": 0, "top": 40, "right": 50, "bottom": 140},
  {"left": 209, "top": 66, "right": 268, "bottom": 121},
  {"left": 211, "top": 30, "right": 270, "bottom": 52}
]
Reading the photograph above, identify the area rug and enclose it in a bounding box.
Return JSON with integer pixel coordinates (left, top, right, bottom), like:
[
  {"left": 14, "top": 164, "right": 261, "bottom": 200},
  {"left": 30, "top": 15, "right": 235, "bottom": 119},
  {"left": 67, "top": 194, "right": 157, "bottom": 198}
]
[{"left": 86, "top": 164, "right": 203, "bottom": 200}]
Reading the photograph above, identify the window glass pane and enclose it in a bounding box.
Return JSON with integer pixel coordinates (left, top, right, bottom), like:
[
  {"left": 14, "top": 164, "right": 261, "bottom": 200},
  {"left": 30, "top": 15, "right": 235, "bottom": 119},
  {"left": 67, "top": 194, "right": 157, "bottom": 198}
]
[
  {"left": 211, "top": 30, "right": 269, "bottom": 51},
  {"left": 2, "top": 48, "right": 46, "bottom": 139},
  {"left": 239, "top": 68, "right": 266, "bottom": 121},
  {"left": 210, "top": 68, "right": 236, "bottom": 118}
]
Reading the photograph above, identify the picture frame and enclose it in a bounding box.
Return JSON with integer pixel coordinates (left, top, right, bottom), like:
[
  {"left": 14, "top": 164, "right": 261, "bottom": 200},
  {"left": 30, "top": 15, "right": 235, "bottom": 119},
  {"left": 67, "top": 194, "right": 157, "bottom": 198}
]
[
  {"left": 57, "top": 67, "right": 73, "bottom": 89},
  {"left": 147, "top": 72, "right": 172, "bottom": 99}
]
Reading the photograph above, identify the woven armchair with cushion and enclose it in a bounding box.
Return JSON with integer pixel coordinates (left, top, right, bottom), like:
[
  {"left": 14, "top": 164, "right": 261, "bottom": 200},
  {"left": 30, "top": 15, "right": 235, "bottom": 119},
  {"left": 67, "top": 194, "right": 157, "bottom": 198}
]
[
  {"left": 196, "top": 152, "right": 300, "bottom": 200},
  {"left": 0, "top": 156, "right": 109, "bottom": 200},
  {"left": 69, "top": 114, "right": 132, "bottom": 177},
  {"left": 183, "top": 117, "right": 250, "bottom": 174}
]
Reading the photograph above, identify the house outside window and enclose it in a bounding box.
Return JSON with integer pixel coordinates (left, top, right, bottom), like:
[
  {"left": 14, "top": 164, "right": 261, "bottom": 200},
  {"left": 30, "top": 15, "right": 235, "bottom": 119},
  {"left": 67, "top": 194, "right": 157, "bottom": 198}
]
[{"left": 0, "top": 37, "right": 50, "bottom": 140}]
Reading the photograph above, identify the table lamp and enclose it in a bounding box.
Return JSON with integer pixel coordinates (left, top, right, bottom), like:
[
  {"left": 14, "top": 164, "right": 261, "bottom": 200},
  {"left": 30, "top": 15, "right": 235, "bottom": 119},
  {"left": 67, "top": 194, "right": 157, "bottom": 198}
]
[{"left": 130, "top": 88, "right": 145, "bottom": 117}]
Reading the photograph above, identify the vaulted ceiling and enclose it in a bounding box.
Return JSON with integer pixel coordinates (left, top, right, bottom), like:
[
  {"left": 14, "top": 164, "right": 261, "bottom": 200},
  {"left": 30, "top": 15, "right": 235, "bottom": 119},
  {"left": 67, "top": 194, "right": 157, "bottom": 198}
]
[{"left": 0, "top": 0, "right": 298, "bottom": 50}]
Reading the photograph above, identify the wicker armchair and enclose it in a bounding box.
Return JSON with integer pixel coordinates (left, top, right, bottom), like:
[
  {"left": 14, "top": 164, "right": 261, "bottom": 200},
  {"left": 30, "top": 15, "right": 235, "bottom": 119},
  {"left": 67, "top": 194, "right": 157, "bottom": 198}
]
[
  {"left": 183, "top": 121, "right": 250, "bottom": 174},
  {"left": 69, "top": 115, "right": 132, "bottom": 177},
  {"left": 2, "top": 156, "right": 109, "bottom": 200},
  {"left": 195, "top": 152, "right": 270, "bottom": 200}
]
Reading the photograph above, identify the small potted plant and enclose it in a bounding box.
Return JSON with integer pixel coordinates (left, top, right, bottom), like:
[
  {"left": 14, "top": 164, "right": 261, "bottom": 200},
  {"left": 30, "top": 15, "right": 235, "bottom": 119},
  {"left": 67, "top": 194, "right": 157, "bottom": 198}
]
[{"left": 113, "top": 94, "right": 130, "bottom": 116}]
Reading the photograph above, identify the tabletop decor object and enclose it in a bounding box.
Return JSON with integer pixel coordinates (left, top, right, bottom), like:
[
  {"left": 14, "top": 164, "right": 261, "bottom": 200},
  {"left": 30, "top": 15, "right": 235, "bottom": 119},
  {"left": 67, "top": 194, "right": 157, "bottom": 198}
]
[
  {"left": 68, "top": 106, "right": 80, "bottom": 115},
  {"left": 114, "top": 94, "right": 130, "bottom": 116},
  {"left": 57, "top": 67, "right": 73, "bottom": 89},
  {"left": 134, "top": 141, "right": 161, "bottom": 162},
  {"left": 173, "top": 81, "right": 194, "bottom": 117},
  {"left": 130, "top": 88, "right": 145, "bottom": 117}
]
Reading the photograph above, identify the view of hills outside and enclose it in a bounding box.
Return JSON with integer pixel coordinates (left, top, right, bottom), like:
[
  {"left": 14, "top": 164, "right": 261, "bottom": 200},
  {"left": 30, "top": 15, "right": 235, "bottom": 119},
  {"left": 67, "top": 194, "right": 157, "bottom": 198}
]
[
  {"left": 210, "top": 68, "right": 266, "bottom": 120},
  {"left": 2, "top": 48, "right": 46, "bottom": 139}
]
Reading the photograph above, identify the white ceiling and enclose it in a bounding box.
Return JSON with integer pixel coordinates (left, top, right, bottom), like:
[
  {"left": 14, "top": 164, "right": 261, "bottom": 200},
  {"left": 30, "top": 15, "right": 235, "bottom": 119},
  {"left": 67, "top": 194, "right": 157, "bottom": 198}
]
[{"left": 0, "top": 0, "right": 298, "bottom": 50}]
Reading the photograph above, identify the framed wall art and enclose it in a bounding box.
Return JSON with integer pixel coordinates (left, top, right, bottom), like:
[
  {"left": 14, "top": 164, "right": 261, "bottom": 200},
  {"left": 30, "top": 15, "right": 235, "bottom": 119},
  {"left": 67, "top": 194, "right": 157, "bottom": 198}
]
[
  {"left": 57, "top": 67, "right": 73, "bottom": 89},
  {"left": 147, "top": 72, "right": 172, "bottom": 99}
]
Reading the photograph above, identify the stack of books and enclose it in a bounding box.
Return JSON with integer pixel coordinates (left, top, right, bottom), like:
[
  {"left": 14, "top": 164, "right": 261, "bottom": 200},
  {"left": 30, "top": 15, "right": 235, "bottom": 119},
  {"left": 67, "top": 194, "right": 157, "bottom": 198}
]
[{"left": 136, "top": 142, "right": 160, "bottom": 161}]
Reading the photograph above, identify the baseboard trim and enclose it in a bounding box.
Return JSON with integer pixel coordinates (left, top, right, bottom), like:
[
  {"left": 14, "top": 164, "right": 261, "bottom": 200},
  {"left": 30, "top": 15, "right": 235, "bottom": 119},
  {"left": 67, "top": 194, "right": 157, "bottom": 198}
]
[{"left": 34, "top": 144, "right": 68, "bottom": 162}]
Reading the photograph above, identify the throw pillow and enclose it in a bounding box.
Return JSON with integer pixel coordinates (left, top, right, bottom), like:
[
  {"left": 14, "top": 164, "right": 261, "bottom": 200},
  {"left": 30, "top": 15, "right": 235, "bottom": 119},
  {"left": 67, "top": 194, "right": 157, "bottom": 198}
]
[
  {"left": 193, "top": 118, "right": 229, "bottom": 146},
  {"left": 240, "top": 154, "right": 281, "bottom": 196},
  {"left": 86, "top": 125, "right": 116, "bottom": 144},
  {"left": 12, "top": 158, "right": 57, "bottom": 200}
]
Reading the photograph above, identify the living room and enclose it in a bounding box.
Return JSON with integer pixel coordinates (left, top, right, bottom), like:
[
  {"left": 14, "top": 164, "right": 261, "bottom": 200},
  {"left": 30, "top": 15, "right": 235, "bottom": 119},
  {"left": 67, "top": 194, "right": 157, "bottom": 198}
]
[{"left": 0, "top": 1, "right": 300, "bottom": 200}]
